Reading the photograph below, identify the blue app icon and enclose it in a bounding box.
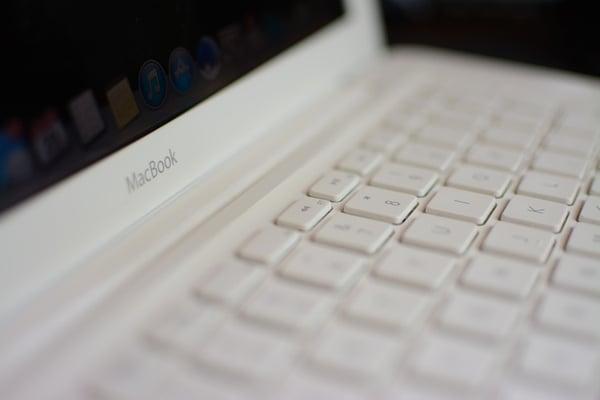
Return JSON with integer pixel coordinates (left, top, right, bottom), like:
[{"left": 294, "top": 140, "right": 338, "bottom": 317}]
[
  {"left": 138, "top": 60, "right": 168, "bottom": 109},
  {"left": 0, "top": 130, "right": 34, "bottom": 187},
  {"left": 169, "top": 47, "right": 195, "bottom": 94},
  {"left": 196, "top": 37, "right": 221, "bottom": 80}
]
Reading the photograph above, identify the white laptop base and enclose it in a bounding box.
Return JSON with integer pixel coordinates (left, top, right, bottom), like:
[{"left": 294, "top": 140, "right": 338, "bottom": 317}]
[{"left": 4, "top": 49, "right": 600, "bottom": 400}]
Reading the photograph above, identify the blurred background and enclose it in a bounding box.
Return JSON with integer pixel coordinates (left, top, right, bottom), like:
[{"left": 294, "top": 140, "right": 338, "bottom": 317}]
[{"left": 380, "top": 0, "right": 600, "bottom": 77}]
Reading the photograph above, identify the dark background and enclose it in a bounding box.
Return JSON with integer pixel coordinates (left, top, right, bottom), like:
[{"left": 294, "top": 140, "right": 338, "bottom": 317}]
[{"left": 380, "top": 0, "right": 600, "bottom": 77}]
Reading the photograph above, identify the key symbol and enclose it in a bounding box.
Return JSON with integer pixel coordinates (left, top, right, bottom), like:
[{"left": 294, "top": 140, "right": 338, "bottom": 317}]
[
  {"left": 454, "top": 199, "right": 470, "bottom": 205},
  {"left": 363, "top": 195, "right": 371, "bottom": 200},
  {"left": 473, "top": 173, "right": 489, "bottom": 182},
  {"left": 527, "top": 206, "right": 544, "bottom": 214},
  {"left": 301, "top": 206, "right": 311, "bottom": 212},
  {"left": 432, "top": 225, "right": 450, "bottom": 235},
  {"left": 513, "top": 234, "right": 529, "bottom": 244},
  {"left": 334, "top": 224, "right": 351, "bottom": 231}
]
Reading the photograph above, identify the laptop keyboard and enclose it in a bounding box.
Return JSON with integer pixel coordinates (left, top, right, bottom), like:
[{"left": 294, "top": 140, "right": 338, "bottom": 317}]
[{"left": 90, "top": 75, "right": 600, "bottom": 399}]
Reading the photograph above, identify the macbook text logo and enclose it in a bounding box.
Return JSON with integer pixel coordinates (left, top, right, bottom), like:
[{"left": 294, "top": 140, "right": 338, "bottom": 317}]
[{"left": 126, "top": 149, "right": 178, "bottom": 193}]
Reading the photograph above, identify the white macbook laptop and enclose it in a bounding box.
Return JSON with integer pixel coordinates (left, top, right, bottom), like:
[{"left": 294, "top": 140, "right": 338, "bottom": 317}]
[{"left": 1, "top": 0, "right": 599, "bottom": 399}]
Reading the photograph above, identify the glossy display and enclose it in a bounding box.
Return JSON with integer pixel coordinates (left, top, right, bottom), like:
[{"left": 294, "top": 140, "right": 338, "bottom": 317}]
[{"left": 0, "top": 0, "right": 344, "bottom": 211}]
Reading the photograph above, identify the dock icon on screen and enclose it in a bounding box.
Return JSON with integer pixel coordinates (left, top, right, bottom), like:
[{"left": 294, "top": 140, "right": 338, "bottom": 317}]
[
  {"left": 69, "top": 90, "right": 105, "bottom": 143},
  {"left": 106, "top": 78, "right": 139, "bottom": 129}
]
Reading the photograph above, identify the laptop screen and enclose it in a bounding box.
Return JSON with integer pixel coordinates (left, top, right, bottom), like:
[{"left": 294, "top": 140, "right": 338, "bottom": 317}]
[{"left": 0, "top": 0, "right": 344, "bottom": 212}]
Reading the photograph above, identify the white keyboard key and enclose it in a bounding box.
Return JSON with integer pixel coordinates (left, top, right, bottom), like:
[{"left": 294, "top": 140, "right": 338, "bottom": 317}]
[
  {"left": 544, "top": 133, "right": 594, "bottom": 157},
  {"left": 427, "top": 108, "right": 478, "bottom": 130},
  {"left": 280, "top": 244, "right": 365, "bottom": 291},
  {"left": 309, "top": 323, "right": 400, "bottom": 378},
  {"left": 503, "top": 97, "right": 550, "bottom": 119},
  {"left": 195, "top": 260, "right": 266, "bottom": 305},
  {"left": 308, "top": 171, "right": 360, "bottom": 202},
  {"left": 380, "top": 384, "right": 468, "bottom": 400},
  {"left": 370, "top": 162, "right": 438, "bottom": 197},
  {"left": 314, "top": 213, "right": 393, "bottom": 254},
  {"left": 466, "top": 144, "right": 523, "bottom": 172},
  {"left": 242, "top": 280, "right": 332, "bottom": 332},
  {"left": 535, "top": 291, "right": 600, "bottom": 339},
  {"left": 505, "top": 98, "right": 549, "bottom": 118},
  {"left": 374, "top": 245, "right": 455, "bottom": 290},
  {"left": 92, "top": 347, "right": 170, "bottom": 400},
  {"left": 394, "top": 143, "right": 455, "bottom": 172},
  {"left": 199, "top": 321, "right": 295, "bottom": 380},
  {"left": 337, "top": 148, "right": 383, "bottom": 176},
  {"left": 447, "top": 165, "right": 511, "bottom": 197},
  {"left": 579, "top": 196, "right": 600, "bottom": 225},
  {"left": 590, "top": 173, "right": 600, "bottom": 195},
  {"left": 139, "top": 367, "right": 245, "bottom": 400},
  {"left": 501, "top": 195, "right": 569, "bottom": 233},
  {"left": 343, "top": 186, "right": 418, "bottom": 224},
  {"left": 552, "top": 254, "right": 600, "bottom": 297},
  {"left": 496, "top": 382, "right": 586, "bottom": 400},
  {"left": 560, "top": 113, "right": 600, "bottom": 137},
  {"left": 158, "top": 372, "right": 246, "bottom": 400},
  {"left": 461, "top": 254, "right": 539, "bottom": 299},
  {"left": 502, "top": 97, "right": 554, "bottom": 120},
  {"left": 411, "top": 335, "right": 495, "bottom": 388},
  {"left": 532, "top": 151, "right": 588, "bottom": 180},
  {"left": 482, "top": 221, "right": 554, "bottom": 263},
  {"left": 438, "top": 292, "right": 519, "bottom": 340},
  {"left": 434, "top": 92, "right": 492, "bottom": 115},
  {"left": 238, "top": 226, "right": 299, "bottom": 264},
  {"left": 566, "top": 223, "right": 600, "bottom": 258},
  {"left": 518, "top": 171, "right": 579, "bottom": 205},
  {"left": 276, "top": 369, "right": 366, "bottom": 400},
  {"left": 481, "top": 126, "right": 537, "bottom": 150},
  {"left": 98, "top": 359, "right": 246, "bottom": 400},
  {"left": 362, "top": 128, "right": 408, "bottom": 153},
  {"left": 415, "top": 123, "right": 470, "bottom": 148},
  {"left": 345, "top": 280, "right": 430, "bottom": 331},
  {"left": 495, "top": 111, "right": 541, "bottom": 134},
  {"left": 145, "top": 299, "right": 222, "bottom": 349},
  {"left": 518, "top": 333, "right": 599, "bottom": 387},
  {"left": 402, "top": 214, "right": 478, "bottom": 255},
  {"left": 426, "top": 186, "right": 496, "bottom": 225},
  {"left": 386, "top": 107, "right": 422, "bottom": 130},
  {"left": 277, "top": 197, "right": 332, "bottom": 231}
]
